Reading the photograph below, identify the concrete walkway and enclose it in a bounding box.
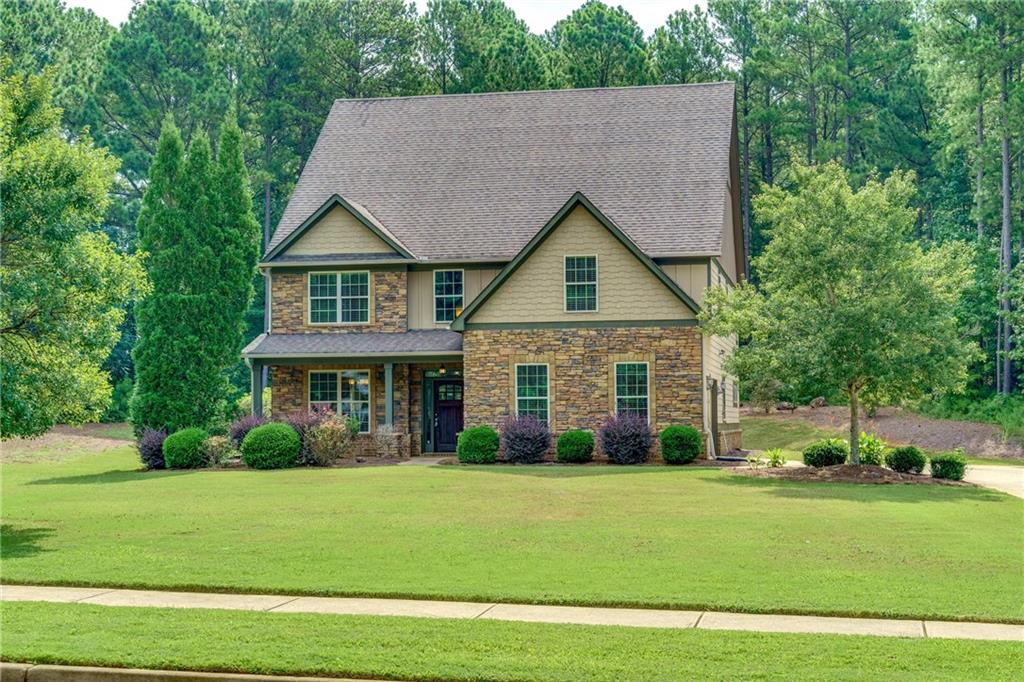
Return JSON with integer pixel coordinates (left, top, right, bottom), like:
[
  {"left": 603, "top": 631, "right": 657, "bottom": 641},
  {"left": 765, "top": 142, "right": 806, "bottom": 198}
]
[
  {"left": 964, "top": 464, "right": 1024, "bottom": 498},
  {"left": 3, "top": 585, "right": 1021, "bottom": 642}
]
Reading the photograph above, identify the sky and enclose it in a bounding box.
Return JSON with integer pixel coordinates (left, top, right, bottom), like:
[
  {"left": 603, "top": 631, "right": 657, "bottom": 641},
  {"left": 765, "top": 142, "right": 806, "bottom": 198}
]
[{"left": 67, "top": 0, "right": 704, "bottom": 35}]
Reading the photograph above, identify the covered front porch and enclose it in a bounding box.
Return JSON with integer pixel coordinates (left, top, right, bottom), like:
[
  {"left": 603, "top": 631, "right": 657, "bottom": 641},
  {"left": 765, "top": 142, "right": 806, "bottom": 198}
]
[{"left": 243, "top": 331, "right": 465, "bottom": 457}]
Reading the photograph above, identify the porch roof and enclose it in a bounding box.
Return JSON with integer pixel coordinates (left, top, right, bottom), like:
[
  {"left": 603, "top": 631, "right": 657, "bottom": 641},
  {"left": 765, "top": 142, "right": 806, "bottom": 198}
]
[{"left": 242, "top": 330, "right": 463, "bottom": 361}]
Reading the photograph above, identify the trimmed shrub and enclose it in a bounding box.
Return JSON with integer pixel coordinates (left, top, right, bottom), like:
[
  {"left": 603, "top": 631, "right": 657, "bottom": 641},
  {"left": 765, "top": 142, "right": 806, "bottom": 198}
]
[
  {"left": 284, "top": 410, "right": 329, "bottom": 465},
  {"left": 885, "top": 446, "right": 926, "bottom": 474},
  {"left": 660, "top": 425, "right": 703, "bottom": 465},
  {"left": 163, "top": 428, "right": 210, "bottom": 469},
  {"left": 556, "top": 429, "right": 595, "bottom": 463},
  {"left": 599, "top": 413, "right": 653, "bottom": 465},
  {"left": 501, "top": 415, "right": 551, "bottom": 464},
  {"left": 241, "top": 423, "right": 301, "bottom": 470},
  {"left": 229, "top": 414, "right": 267, "bottom": 447},
  {"left": 137, "top": 427, "right": 167, "bottom": 470},
  {"left": 857, "top": 432, "right": 886, "bottom": 466},
  {"left": 306, "top": 416, "right": 360, "bottom": 466},
  {"left": 457, "top": 425, "right": 499, "bottom": 464},
  {"left": 930, "top": 449, "right": 967, "bottom": 480},
  {"left": 202, "top": 435, "right": 236, "bottom": 467},
  {"left": 802, "top": 438, "right": 848, "bottom": 468}
]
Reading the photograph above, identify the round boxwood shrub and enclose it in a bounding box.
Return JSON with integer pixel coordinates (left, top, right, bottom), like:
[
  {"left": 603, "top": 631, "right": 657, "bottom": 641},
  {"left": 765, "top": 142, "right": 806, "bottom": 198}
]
[
  {"left": 930, "top": 450, "right": 967, "bottom": 480},
  {"left": 556, "top": 429, "right": 595, "bottom": 463},
  {"left": 241, "top": 423, "right": 301, "bottom": 470},
  {"left": 802, "top": 438, "right": 848, "bottom": 468},
  {"left": 457, "top": 425, "right": 499, "bottom": 464},
  {"left": 660, "top": 425, "right": 703, "bottom": 465},
  {"left": 885, "top": 446, "right": 926, "bottom": 474},
  {"left": 162, "top": 428, "right": 210, "bottom": 469}
]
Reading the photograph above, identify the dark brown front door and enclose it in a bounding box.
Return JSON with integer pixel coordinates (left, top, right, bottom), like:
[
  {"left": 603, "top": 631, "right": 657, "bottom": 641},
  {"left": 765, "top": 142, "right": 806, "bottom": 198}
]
[{"left": 433, "top": 380, "right": 464, "bottom": 452}]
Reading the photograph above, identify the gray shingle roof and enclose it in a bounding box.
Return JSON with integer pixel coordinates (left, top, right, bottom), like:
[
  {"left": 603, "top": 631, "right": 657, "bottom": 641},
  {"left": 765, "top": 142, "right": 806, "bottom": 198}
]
[
  {"left": 269, "top": 83, "right": 736, "bottom": 261},
  {"left": 242, "top": 330, "right": 463, "bottom": 358}
]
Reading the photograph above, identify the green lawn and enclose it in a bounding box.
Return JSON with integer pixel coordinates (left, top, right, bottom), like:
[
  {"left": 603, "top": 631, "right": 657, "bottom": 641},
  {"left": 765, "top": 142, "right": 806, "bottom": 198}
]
[
  {"left": 3, "top": 446, "right": 1022, "bottom": 622},
  {"left": 2, "top": 602, "right": 1021, "bottom": 682}
]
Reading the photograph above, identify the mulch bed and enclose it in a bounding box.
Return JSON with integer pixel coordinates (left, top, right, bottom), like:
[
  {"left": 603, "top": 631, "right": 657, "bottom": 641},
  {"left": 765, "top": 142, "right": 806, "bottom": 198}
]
[{"left": 738, "top": 464, "right": 970, "bottom": 487}]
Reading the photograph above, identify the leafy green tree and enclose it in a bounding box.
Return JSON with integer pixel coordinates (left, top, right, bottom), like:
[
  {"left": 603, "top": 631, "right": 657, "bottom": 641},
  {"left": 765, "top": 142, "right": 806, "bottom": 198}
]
[
  {"left": 547, "top": 0, "right": 649, "bottom": 88},
  {"left": 701, "top": 162, "right": 978, "bottom": 463},
  {"left": 1, "top": 71, "right": 147, "bottom": 438},
  {"left": 649, "top": 6, "right": 724, "bottom": 84},
  {"left": 484, "top": 27, "right": 549, "bottom": 92}
]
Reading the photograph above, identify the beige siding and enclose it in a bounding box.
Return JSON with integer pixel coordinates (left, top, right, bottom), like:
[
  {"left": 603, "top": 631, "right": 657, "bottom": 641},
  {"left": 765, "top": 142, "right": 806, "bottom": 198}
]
[
  {"left": 662, "top": 262, "right": 709, "bottom": 306},
  {"left": 286, "top": 206, "right": 398, "bottom": 256},
  {"left": 702, "top": 260, "right": 740, "bottom": 430},
  {"left": 719, "top": 188, "right": 738, "bottom": 284},
  {"left": 471, "top": 206, "right": 695, "bottom": 324},
  {"left": 408, "top": 268, "right": 500, "bottom": 328}
]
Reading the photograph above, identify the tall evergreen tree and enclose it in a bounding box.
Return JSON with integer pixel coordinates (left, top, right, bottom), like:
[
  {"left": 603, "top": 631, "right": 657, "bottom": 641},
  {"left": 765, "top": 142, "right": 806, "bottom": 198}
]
[
  {"left": 547, "top": 1, "right": 649, "bottom": 88},
  {"left": 649, "top": 7, "right": 725, "bottom": 85},
  {"left": 484, "top": 27, "right": 549, "bottom": 92}
]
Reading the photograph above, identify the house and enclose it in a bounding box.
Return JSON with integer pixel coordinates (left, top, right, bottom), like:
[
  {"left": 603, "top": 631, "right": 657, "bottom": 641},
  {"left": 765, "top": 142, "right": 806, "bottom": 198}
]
[{"left": 242, "top": 83, "right": 744, "bottom": 459}]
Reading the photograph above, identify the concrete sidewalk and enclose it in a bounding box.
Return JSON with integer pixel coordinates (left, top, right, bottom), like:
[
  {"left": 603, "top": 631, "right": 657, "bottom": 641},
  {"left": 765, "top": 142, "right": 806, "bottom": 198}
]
[{"left": 3, "top": 584, "right": 1021, "bottom": 642}]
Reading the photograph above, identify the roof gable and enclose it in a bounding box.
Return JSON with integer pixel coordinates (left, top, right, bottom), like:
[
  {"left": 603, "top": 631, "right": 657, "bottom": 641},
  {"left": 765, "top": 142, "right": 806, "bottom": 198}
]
[
  {"left": 265, "top": 195, "right": 415, "bottom": 261},
  {"left": 451, "top": 193, "right": 700, "bottom": 330},
  {"left": 269, "top": 83, "right": 736, "bottom": 261}
]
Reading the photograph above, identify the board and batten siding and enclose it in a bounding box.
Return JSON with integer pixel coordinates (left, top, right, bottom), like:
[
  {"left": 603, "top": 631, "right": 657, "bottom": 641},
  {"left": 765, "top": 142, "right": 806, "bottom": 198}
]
[
  {"left": 285, "top": 206, "right": 398, "bottom": 256},
  {"left": 660, "top": 263, "right": 707, "bottom": 306},
  {"left": 470, "top": 206, "right": 695, "bottom": 324},
  {"left": 408, "top": 268, "right": 501, "bottom": 328},
  {"left": 703, "top": 259, "right": 740, "bottom": 427}
]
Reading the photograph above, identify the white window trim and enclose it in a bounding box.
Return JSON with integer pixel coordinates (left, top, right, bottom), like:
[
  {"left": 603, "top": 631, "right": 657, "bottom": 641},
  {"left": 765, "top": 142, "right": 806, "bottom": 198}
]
[
  {"left": 307, "top": 270, "right": 371, "bottom": 326},
  {"left": 563, "top": 255, "right": 599, "bottom": 313},
  {"left": 307, "top": 369, "right": 373, "bottom": 433},
  {"left": 613, "top": 361, "right": 650, "bottom": 423},
  {"left": 514, "top": 362, "right": 550, "bottom": 423},
  {"left": 432, "top": 268, "right": 465, "bottom": 325}
]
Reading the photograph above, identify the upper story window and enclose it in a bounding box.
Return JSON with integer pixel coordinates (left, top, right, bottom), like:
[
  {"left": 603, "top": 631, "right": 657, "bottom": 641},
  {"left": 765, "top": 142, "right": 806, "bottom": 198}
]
[
  {"left": 434, "top": 269, "right": 464, "bottom": 323},
  {"left": 564, "top": 255, "right": 597, "bottom": 312},
  {"left": 309, "top": 271, "right": 369, "bottom": 324},
  {"left": 515, "top": 363, "right": 549, "bottom": 423},
  {"left": 614, "top": 362, "right": 649, "bottom": 420}
]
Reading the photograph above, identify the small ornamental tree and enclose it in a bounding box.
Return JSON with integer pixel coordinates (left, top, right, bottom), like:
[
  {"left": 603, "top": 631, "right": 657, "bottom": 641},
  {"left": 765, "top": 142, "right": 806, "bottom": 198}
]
[{"left": 700, "top": 162, "right": 977, "bottom": 464}]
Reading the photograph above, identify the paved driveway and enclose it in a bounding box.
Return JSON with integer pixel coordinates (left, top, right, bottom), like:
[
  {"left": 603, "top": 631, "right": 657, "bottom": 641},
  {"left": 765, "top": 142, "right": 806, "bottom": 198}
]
[{"left": 964, "top": 465, "right": 1024, "bottom": 499}]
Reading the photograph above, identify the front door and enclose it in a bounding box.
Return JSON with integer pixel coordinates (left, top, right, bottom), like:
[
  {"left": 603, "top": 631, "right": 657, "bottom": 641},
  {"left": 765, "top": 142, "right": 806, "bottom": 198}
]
[{"left": 433, "top": 380, "right": 464, "bottom": 452}]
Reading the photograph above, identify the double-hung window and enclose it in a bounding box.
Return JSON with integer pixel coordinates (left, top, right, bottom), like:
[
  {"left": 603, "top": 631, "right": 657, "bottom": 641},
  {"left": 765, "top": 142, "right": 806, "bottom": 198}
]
[
  {"left": 308, "top": 370, "right": 371, "bottom": 433},
  {"left": 564, "top": 255, "right": 597, "bottom": 312},
  {"left": 434, "top": 270, "right": 464, "bottom": 323},
  {"left": 308, "top": 271, "right": 370, "bottom": 324},
  {"left": 515, "top": 363, "right": 549, "bottom": 423},
  {"left": 614, "top": 362, "right": 649, "bottom": 419}
]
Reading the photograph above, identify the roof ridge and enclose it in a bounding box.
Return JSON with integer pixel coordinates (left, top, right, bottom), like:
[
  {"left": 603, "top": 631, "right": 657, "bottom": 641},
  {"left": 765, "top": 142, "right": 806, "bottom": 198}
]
[{"left": 331, "top": 81, "right": 735, "bottom": 104}]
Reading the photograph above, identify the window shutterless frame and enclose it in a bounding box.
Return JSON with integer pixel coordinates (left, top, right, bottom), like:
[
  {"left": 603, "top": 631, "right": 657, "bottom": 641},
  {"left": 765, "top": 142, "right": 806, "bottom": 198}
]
[
  {"left": 564, "top": 255, "right": 598, "bottom": 312},
  {"left": 514, "top": 363, "right": 549, "bottom": 423},
  {"left": 307, "top": 369, "right": 372, "bottom": 433},
  {"left": 307, "top": 271, "right": 370, "bottom": 325},
  {"left": 613, "top": 361, "right": 650, "bottom": 422},
  {"left": 433, "top": 269, "right": 465, "bottom": 324}
]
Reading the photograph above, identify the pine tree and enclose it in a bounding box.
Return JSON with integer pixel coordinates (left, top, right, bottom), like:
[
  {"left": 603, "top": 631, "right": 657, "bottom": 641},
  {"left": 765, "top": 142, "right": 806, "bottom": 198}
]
[{"left": 484, "top": 27, "right": 549, "bottom": 92}]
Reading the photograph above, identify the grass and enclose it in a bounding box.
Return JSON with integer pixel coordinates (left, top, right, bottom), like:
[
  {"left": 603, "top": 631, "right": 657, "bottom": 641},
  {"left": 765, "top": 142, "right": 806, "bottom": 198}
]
[
  {"left": 2, "top": 446, "right": 1022, "bottom": 623},
  {"left": 2, "top": 602, "right": 1021, "bottom": 682}
]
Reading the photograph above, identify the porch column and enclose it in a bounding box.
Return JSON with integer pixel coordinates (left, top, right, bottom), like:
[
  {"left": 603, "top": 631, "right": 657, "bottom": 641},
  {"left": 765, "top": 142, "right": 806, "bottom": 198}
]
[
  {"left": 384, "top": 362, "right": 394, "bottom": 426},
  {"left": 251, "top": 360, "right": 264, "bottom": 416}
]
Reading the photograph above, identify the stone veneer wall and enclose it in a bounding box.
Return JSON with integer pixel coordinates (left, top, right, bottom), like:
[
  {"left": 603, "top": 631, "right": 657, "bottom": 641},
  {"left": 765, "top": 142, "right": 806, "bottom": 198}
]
[
  {"left": 462, "top": 327, "right": 704, "bottom": 461},
  {"left": 271, "top": 362, "right": 412, "bottom": 457},
  {"left": 270, "top": 269, "right": 407, "bottom": 333}
]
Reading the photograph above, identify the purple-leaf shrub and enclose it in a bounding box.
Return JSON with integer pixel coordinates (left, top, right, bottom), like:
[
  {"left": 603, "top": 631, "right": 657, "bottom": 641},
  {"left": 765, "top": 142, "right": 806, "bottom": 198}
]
[
  {"left": 137, "top": 427, "right": 167, "bottom": 470},
  {"left": 284, "top": 409, "right": 331, "bottom": 464},
  {"left": 598, "top": 412, "right": 653, "bottom": 465},
  {"left": 500, "top": 415, "right": 551, "bottom": 464},
  {"left": 229, "top": 414, "right": 267, "bottom": 448}
]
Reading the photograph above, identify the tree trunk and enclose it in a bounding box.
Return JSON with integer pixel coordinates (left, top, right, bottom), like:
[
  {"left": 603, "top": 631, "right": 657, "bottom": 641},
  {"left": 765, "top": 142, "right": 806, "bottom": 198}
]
[
  {"left": 843, "top": 24, "right": 853, "bottom": 167},
  {"left": 975, "top": 75, "right": 984, "bottom": 240},
  {"left": 740, "top": 71, "right": 752, "bottom": 278},
  {"left": 848, "top": 385, "right": 860, "bottom": 465},
  {"left": 762, "top": 85, "right": 775, "bottom": 184},
  {"left": 263, "top": 135, "right": 273, "bottom": 252},
  {"left": 999, "top": 25, "right": 1014, "bottom": 394}
]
